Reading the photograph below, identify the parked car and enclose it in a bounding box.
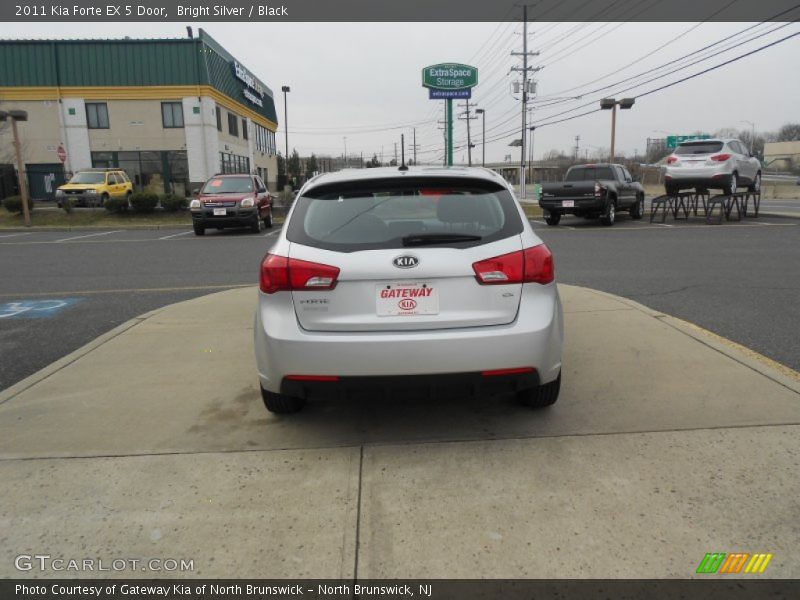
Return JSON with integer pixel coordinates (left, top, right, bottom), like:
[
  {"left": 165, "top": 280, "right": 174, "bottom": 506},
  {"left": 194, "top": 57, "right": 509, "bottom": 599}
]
[
  {"left": 539, "top": 163, "right": 645, "bottom": 226},
  {"left": 664, "top": 138, "right": 761, "bottom": 196},
  {"left": 190, "top": 173, "right": 272, "bottom": 235},
  {"left": 253, "top": 166, "right": 564, "bottom": 413},
  {"left": 55, "top": 168, "right": 132, "bottom": 207}
]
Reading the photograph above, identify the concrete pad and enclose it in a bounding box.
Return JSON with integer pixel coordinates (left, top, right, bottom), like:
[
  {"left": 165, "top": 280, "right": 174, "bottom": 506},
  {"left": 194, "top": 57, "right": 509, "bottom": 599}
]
[
  {"left": 1, "top": 285, "right": 799, "bottom": 459},
  {"left": 357, "top": 425, "right": 800, "bottom": 578},
  {"left": 0, "top": 446, "right": 360, "bottom": 578}
]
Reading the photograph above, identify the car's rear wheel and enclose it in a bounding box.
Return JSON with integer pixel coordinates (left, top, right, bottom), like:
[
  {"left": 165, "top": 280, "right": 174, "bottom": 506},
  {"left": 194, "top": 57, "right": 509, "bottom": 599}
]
[
  {"left": 251, "top": 214, "right": 262, "bottom": 233},
  {"left": 125, "top": 191, "right": 132, "bottom": 206},
  {"left": 100, "top": 192, "right": 109, "bottom": 208},
  {"left": 193, "top": 223, "right": 205, "bottom": 236},
  {"left": 630, "top": 196, "right": 644, "bottom": 219},
  {"left": 545, "top": 212, "right": 561, "bottom": 226},
  {"left": 517, "top": 372, "right": 561, "bottom": 408},
  {"left": 261, "top": 386, "right": 305, "bottom": 414},
  {"left": 748, "top": 172, "right": 761, "bottom": 193},
  {"left": 723, "top": 172, "right": 738, "bottom": 195},
  {"left": 600, "top": 199, "right": 616, "bottom": 226},
  {"left": 263, "top": 207, "right": 273, "bottom": 228}
]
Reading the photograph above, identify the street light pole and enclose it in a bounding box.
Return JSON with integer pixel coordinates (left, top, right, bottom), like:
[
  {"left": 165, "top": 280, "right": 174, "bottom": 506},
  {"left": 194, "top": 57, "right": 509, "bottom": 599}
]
[
  {"left": 281, "top": 86, "right": 290, "bottom": 185},
  {"left": 741, "top": 120, "right": 755, "bottom": 154},
  {"left": 343, "top": 137, "right": 347, "bottom": 169},
  {"left": 0, "top": 110, "right": 31, "bottom": 227},
  {"left": 476, "top": 108, "right": 486, "bottom": 167},
  {"left": 600, "top": 98, "right": 634, "bottom": 162}
]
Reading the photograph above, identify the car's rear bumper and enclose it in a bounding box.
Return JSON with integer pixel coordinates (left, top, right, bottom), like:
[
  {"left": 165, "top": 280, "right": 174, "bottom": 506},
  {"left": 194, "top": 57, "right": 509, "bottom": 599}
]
[
  {"left": 280, "top": 370, "right": 542, "bottom": 400},
  {"left": 664, "top": 166, "right": 733, "bottom": 189},
  {"left": 254, "top": 284, "right": 564, "bottom": 395},
  {"left": 539, "top": 197, "right": 605, "bottom": 214}
]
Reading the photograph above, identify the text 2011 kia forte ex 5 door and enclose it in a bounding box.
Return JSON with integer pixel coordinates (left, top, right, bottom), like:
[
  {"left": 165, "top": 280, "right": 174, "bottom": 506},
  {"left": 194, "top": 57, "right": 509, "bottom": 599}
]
[{"left": 254, "top": 166, "right": 564, "bottom": 413}]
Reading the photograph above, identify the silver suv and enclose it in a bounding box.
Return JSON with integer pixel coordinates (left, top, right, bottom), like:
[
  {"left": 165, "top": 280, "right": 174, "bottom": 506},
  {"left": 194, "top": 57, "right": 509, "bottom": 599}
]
[
  {"left": 253, "top": 167, "right": 564, "bottom": 413},
  {"left": 664, "top": 138, "right": 761, "bottom": 195}
]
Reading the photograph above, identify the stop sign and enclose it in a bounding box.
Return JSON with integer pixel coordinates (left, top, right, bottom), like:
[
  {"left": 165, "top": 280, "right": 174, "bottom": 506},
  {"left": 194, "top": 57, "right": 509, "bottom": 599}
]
[{"left": 57, "top": 145, "right": 67, "bottom": 163}]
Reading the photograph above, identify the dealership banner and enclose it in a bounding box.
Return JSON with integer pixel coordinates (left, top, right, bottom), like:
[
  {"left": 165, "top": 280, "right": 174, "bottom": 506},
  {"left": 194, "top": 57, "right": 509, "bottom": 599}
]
[
  {"left": 2, "top": 0, "right": 800, "bottom": 22},
  {"left": 3, "top": 579, "right": 800, "bottom": 600}
]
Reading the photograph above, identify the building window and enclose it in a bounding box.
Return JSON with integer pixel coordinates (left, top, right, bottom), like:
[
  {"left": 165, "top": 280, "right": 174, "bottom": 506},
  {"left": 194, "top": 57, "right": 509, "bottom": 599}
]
[
  {"left": 86, "top": 103, "right": 109, "bottom": 129},
  {"left": 216, "top": 107, "right": 222, "bottom": 131},
  {"left": 227, "top": 112, "right": 239, "bottom": 137},
  {"left": 242, "top": 118, "right": 248, "bottom": 140},
  {"left": 219, "top": 152, "right": 250, "bottom": 174},
  {"left": 161, "top": 102, "right": 184, "bottom": 128}
]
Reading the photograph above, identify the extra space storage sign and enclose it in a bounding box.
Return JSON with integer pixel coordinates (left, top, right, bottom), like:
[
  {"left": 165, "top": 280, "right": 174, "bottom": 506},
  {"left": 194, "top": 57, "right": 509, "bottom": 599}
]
[{"left": 422, "top": 63, "right": 478, "bottom": 99}]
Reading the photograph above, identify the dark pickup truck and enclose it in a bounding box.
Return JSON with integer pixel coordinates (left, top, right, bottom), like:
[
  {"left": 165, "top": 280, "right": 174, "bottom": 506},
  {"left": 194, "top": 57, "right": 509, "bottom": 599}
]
[{"left": 539, "top": 163, "right": 645, "bottom": 226}]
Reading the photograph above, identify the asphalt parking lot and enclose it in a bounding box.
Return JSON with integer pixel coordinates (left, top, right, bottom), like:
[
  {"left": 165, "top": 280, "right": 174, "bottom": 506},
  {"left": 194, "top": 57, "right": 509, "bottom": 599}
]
[{"left": 1, "top": 212, "right": 798, "bottom": 391}]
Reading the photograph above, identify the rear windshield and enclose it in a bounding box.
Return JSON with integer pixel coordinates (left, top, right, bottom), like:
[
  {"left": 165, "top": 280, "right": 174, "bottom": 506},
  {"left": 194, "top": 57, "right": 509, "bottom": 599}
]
[
  {"left": 287, "top": 178, "right": 523, "bottom": 252},
  {"left": 675, "top": 142, "right": 724, "bottom": 155},
  {"left": 565, "top": 167, "right": 614, "bottom": 181},
  {"left": 201, "top": 177, "right": 253, "bottom": 194}
]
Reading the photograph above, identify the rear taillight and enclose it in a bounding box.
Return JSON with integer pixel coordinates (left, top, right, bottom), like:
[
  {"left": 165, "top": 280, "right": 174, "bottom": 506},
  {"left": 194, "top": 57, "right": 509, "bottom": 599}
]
[
  {"left": 667, "top": 156, "right": 679, "bottom": 164},
  {"left": 472, "top": 244, "right": 554, "bottom": 286},
  {"left": 710, "top": 153, "right": 731, "bottom": 162},
  {"left": 259, "top": 254, "right": 340, "bottom": 294}
]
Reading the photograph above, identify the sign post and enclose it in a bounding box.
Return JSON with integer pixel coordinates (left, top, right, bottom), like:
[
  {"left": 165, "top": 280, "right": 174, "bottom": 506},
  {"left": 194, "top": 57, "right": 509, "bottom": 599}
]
[{"left": 422, "top": 63, "right": 478, "bottom": 167}]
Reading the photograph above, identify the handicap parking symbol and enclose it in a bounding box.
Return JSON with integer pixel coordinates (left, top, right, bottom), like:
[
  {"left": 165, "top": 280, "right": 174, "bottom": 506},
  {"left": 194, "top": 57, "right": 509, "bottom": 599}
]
[{"left": 0, "top": 298, "right": 83, "bottom": 319}]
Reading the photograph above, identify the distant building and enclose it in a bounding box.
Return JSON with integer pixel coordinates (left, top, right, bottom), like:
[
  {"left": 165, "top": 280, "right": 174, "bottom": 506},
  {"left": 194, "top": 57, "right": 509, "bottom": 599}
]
[
  {"left": 0, "top": 29, "right": 279, "bottom": 200},
  {"left": 763, "top": 141, "right": 800, "bottom": 171}
]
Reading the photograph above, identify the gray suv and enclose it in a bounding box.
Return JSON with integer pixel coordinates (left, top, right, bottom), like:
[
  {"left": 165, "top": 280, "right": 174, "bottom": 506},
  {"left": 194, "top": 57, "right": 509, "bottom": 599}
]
[{"left": 664, "top": 139, "right": 761, "bottom": 196}]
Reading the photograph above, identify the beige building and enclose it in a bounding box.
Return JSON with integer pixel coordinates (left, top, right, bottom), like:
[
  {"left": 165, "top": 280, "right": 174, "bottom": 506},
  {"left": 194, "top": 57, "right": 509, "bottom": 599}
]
[
  {"left": 0, "top": 30, "right": 279, "bottom": 200},
  {"left": 763, "top": 141, "right": 800, "bottom": 171}
]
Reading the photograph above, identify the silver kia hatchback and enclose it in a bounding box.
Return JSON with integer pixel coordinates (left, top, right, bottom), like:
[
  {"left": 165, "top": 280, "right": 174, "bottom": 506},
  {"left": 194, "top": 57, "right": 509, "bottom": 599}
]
[
  {"left": 664, "top": 138, "right": 761, "bottom": 196},
  {"left": 254, "top": 166, "right": 564, "bottom": 413}
]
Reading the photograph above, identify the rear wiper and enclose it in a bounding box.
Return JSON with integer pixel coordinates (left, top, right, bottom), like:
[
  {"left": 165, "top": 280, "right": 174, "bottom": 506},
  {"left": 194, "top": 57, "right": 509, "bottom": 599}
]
[{"left": 402, "top": 233, "right": 482, "bottom": 246}]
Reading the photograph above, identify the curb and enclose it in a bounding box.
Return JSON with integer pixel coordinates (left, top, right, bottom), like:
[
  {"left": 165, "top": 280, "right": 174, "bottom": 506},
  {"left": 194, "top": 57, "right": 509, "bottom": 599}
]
[
  {"left": 2, "top": 285, "right": 798, "bottom": 406},
  {"left": 584, "top": 288, "right": 800, "bottom": 395},
  {"left": 0, "top": 305, "right": 167, "bottom": 407}
]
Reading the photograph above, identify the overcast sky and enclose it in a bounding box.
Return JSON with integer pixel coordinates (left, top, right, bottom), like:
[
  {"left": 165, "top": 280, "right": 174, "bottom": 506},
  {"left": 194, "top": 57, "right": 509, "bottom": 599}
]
[{"left": 4, "top": 21, "right": 800, "bottom": 163}]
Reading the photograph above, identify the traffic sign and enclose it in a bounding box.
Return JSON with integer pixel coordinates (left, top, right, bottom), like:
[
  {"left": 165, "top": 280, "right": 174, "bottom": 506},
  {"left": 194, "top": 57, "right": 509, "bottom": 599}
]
[
  {"left": 429, "top": 89, "right": 471, "bottom": 99},
  {"left": 666, "top": 134, "right": 711, "bottom": 149},
  {"left": 56, "top": 144, "right": 67, "bottom": 163},
  {"left": 422, "top": 63, "right": 479, "bottom": 90}
]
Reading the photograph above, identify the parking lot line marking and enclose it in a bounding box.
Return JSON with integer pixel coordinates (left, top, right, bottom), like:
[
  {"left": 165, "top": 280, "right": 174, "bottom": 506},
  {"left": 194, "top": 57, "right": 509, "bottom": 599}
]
[
  {"left": 0, "top": 232, "right": 32, "bottom": 239},
  {"left": 0, "top": 283, "right": 254, "bottom": 299},
  {"left": 54, "top": 230, "right": 124, "bottom": 243},
  {"left": 530, "top": 220, "right": 547, "bottom": 225},
  {"left": 159, "top": 230, "right": 194, "bottom": 240},
  {"left": 263, "top": 229, "right": 281, "bottom": 237}
]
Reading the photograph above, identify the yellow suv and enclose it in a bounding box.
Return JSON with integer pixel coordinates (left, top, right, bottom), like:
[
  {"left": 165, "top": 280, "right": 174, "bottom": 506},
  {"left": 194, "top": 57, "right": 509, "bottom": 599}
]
[{"left": 56, "top": 168, "right": 133, "bottom": 207}]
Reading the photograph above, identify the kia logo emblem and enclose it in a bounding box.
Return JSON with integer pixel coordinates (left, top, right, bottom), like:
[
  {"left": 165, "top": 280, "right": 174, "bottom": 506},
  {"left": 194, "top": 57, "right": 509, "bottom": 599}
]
[
  {"left": 393, "top": 255, "right": 419, "bottom": 269},
  {"left": 398, "top": 299, "right": 417, "bottom": 310}
]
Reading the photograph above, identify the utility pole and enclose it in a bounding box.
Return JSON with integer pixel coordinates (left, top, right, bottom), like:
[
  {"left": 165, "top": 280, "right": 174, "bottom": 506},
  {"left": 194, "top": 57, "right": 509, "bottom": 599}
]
[
  {"left": 457, "top": 100, "right": 478, "bottom": 166},
  {"left": 343, "top": 136, "right": 347, "bottom": 169},
  {"left": 511, "top": 5, "right": 540, "bottom": 198},
  {"left": 476, "top": 108, "right": 486, "bottom": 167},
  {"left": 1, "top": 110, "right": 31, "bottom": 227},
  {"left": 394, "top": 142, "right": 398, "bottom": 165},
  {"left": 413, "top": 128, "right": 417, "bottom": 165},
  {"left": 574, "top": 135, "right": 580, "bottom": 161}
]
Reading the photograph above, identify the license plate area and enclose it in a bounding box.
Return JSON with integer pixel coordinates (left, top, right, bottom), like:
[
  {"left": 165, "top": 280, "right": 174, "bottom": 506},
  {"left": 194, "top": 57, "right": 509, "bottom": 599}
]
[
  {"left": 376, "top": 282, "right": 439, "bottom": 317},
  {"left": 213, "top": 208, "right": 227, "bottom": 216},
  {"left": 561, "top": 200, "right": 575, "bottom": 208}
]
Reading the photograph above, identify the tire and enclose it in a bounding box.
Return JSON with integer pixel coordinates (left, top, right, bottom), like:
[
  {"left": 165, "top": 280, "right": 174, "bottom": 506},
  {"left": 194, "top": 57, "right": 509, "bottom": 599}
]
[
  {"left": 600, "top": 198, "right": 616, "bottom": 226},
  {"left": 723, "top": 172, "right": 738, "bottom": 195},
  {"left": 261, "top": 386, "right": 305, "bottom": 414},
  {"left": 125, "top": 191, "right": 132, "bottom": 206},
  {"left": 665, "top": 184, "right": 678, "bottom": 196},
  {"left": 630, "top": 196, "right": 644, "bottom": 220},
  {"left": 748, "top": 172, "right": 761, "bottom": 193},
  {"left": 517, "top": 372, "right": 561, "bottom": 408},
  {"left": 100, "top": 193, "right": 109, "bottom": 208},
  {"left": 545, "top": 212, "right": 561, "bottom": 226},
  {"left": 251, "top": 214, "right": 262, "bottom": 234},
  {"left": 193, "top": 223, "right": 205, "bottom": 236},
  {"left": 263, "top": 207, "right": 273, "bottom": 228}
]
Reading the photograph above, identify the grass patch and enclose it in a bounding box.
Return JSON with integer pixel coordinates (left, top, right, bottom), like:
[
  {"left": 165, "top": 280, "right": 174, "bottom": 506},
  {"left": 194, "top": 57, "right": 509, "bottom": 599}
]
[
  {"left": 520, "top": 203, "right": 543, "bottom": 218},
  {"left": 0, "top": 207, "right": 193, "bottom": 229}
]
